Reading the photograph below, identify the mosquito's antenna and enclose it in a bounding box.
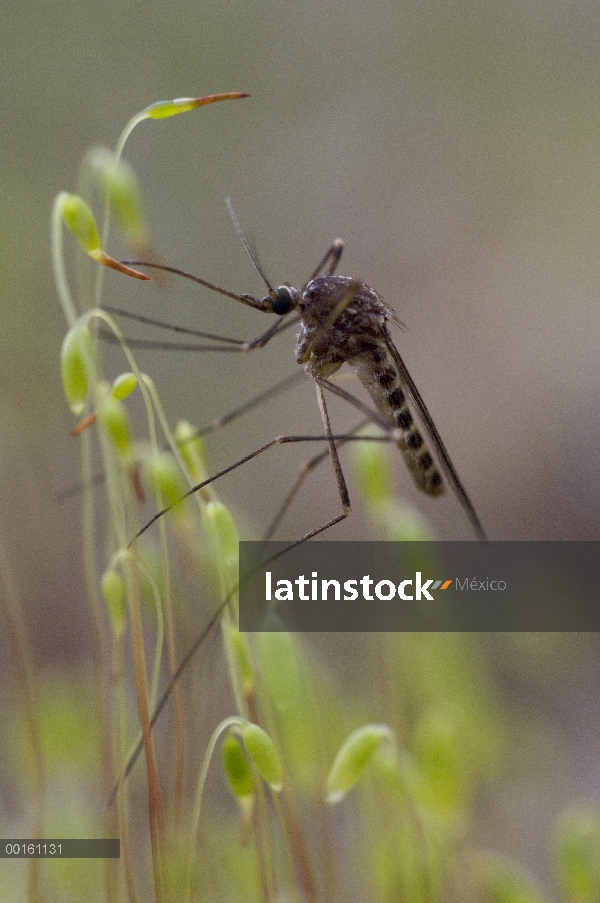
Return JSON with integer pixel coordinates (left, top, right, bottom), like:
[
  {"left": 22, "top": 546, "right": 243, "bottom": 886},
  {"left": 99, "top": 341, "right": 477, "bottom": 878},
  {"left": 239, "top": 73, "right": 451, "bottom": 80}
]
[{"left": 226, "top": 197, "right": 274, "bottom": 293}]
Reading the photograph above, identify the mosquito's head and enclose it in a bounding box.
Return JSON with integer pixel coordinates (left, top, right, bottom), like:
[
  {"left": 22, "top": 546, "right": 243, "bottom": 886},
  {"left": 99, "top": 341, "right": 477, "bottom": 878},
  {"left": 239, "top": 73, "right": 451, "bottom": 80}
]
[{"left": 266, "top": 285, "right": 300, "bottom": 316}]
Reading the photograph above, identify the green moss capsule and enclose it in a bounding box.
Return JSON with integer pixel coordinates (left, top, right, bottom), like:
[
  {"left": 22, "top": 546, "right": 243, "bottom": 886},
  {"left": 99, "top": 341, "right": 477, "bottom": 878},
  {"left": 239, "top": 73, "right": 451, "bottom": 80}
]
[
  {"left": 60, "top": 323, "right": 94, "bottom": 415},
  {"left": 326, "top": 724, "right": 393, "bottom": 804},
  {"left": 241, "top": 723, "right": 283, "bottom": 792}
]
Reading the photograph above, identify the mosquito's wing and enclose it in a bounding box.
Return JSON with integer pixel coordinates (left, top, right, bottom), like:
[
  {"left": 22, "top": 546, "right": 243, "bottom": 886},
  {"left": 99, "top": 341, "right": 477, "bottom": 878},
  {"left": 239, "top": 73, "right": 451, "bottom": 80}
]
[{"left": 379, "top": 326, "right": 487, "bottom": 541}]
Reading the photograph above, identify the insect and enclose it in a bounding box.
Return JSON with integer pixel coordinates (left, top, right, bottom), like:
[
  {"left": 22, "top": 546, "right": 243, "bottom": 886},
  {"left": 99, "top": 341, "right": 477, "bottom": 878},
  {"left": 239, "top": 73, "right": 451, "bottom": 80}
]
[
  {"left": 105, "top": 205, "right": 488, "bottom": 800},
  {"left": 114, "top": 200, "right": 487, "bottom": 546}
]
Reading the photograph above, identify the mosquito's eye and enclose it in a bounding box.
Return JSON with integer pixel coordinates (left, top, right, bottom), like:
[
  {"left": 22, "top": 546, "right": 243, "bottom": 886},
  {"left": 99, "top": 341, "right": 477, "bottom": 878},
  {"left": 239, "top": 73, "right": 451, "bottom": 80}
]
[{"left": 272, "top": 286, "right": 294, "bottom": 316}]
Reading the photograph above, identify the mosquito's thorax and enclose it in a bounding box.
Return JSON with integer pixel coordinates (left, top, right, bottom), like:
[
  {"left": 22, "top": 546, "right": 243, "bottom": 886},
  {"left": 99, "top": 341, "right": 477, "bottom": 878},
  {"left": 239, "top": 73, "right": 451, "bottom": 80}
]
[{"left": 295, "top": 276, "right": 391, "bottom": 377}]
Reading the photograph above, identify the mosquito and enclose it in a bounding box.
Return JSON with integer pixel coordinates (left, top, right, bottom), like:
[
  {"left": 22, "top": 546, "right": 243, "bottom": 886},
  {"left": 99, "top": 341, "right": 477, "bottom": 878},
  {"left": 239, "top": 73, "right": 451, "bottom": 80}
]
[
  {"left": 105, "top": 203, "right": 488, "bottom": 801},
  {"left": 114, "top": 199, "right": 488, "bottom": 547}
]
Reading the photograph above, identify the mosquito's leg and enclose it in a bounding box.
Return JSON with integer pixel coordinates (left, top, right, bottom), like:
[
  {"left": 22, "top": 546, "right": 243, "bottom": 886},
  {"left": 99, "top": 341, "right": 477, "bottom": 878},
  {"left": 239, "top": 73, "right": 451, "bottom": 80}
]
[
  {"left": 58, "top": 372, "right": 308, "bottom": 503},
  {"left": 325, "top": 239, "right": 345, "bottom": 276},
  {"left": 242, "top": 315, "right": 299, "bottom": 351},
  {"left": 264, "top": 447, "right": 332, "bottom": 541},
  {"left": 192, "top": 371, "right": 305, "bottom": 438},
  {"left": 114, "top": 417, "right": 365, "bottom": 801},
  {"left": 113, "top": 411, "right": 353, "bottom": 802},
  {"left": 132, "top": 430, "right": 357, "bottom": 544},
  {"left": 304, "top": 239, "right": 345, "bottom": 286},
  {"left": 101, "top": 305, "right": 248, "bottom": 345},
  {"left": 112, "top": 413, "right": 356, "bottom": 802},
  {"left": 242, "top": 389, "right": 356, "bottom": 571},
  {"left": 99, "top": 306, "right": 299, "bottom": 353},
  {"left": 314, "top": 381, "right": 351, "bottom": 519},
  {"left": 263, "top": 418, "right": 372, "bottom": 540},
  {"left": 316, "top": 376, "right": 401, "bottom": 435},
  {"left": 114, "top": 409, "right": 354, "bottom": 801}
]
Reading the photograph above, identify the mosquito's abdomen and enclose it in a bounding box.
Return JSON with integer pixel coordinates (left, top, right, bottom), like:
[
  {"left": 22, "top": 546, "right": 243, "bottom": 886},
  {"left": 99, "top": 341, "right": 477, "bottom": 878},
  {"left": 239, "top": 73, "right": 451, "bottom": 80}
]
[
  {"left": 353, "top": 345, "right": 445, "bottom": 497},
  {"left": 297, "top": 275, "right": 444, "bottom": 496}
]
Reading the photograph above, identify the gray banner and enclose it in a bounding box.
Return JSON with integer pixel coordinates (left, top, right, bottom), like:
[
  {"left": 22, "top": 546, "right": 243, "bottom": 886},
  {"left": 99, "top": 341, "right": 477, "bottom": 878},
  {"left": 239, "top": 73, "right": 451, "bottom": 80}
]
[
  {"left": 0, "top": 839, "right": 120, "bottom": 858},
  {"left": 239, "top": 542, "right": 600, "bottom": 631}
]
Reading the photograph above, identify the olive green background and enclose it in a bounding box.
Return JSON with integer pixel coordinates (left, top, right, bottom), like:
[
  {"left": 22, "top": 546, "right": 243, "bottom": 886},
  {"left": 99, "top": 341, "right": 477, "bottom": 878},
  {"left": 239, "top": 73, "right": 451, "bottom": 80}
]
[
  {"left": 4, "top": 0, "right": 600, "bottom": 663},
  {"left": 2, "top": 0, "right": 600, "bottom": 892}
]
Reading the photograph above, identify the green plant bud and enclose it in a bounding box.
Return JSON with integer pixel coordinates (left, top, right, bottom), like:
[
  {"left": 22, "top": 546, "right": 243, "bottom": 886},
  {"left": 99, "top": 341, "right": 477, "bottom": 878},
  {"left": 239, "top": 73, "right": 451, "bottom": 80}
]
[
  {"left": 61, "top": 323, "right": 94, "bottom": 415},
  {"left": 58, "top": 190, "right": 149, "bottom": 280},
  {"left": 101, "top": 569, "right": 126, "bottom": 634},
  {"left": 144, "top": 92, "right": 249, "bottom": 120},
  {"left": 382, "top": 501, "right": 435, "bottom": 542},
  {"left": 257, "top": 630, "right": 299, "bottom": 713},
  {"left": 97, "top": 396, "right": 132, "bottom": 458},
  {"left": 240, "top": 723, "right": 283, "bottom": 792},
  {"left": 88, "top": 148, "right": 146, "bottom": 246},
  {"left": 555, "top": 807, "right": 600, "bottom": 903},
  {"left": 349, "top": 433, "right": 394, "bottom": 513},
  {"left": 222, "top": 731, "right": 254, "bottom": 802},
  {"left": 326, "top": 724, "right": 392, "bottom": 804},
  {"left": 175, "top": 420, "right": 208, "bottom": 484},
  {"left": 145, "top": 453, "right": 186, "bottom": 510},
  {"left": 59, "top": 192, "right": 101, "bottom": 254},
  {"left": 111, "top": 372, "right": 137, "bottom": 401},
  {"left": 201, "top": 501, "right": 239, "bottom": 598}
]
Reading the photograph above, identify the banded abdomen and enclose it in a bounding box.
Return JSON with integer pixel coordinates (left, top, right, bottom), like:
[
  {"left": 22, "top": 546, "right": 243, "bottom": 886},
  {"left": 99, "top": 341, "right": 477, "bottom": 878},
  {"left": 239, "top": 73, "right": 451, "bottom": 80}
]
[{"left": 351, "top": 339, "right": 444, "bottom": 496}]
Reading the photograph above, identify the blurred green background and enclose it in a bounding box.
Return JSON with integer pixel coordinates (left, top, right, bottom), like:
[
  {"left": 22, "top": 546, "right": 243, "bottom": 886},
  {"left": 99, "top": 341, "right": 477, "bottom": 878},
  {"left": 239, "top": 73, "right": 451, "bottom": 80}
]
[{"left": 2, "top": 0, "right": 600, "bottom": 895}]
